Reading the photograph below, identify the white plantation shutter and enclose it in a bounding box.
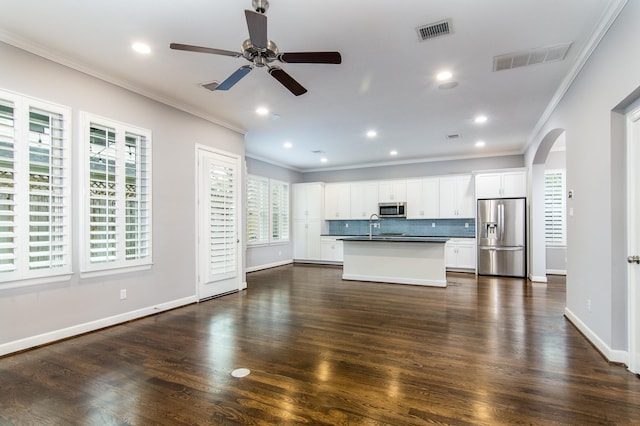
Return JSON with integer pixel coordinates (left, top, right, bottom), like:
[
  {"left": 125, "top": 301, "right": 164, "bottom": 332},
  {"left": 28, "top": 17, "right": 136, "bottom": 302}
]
[
  {"left": 208, "top": 161, "right": 237, "bottom": 278},
  {"left": 247, "top": 175, "right": 269, "bottom": 244},
  {"left": 0, "top": 91, "right": 71, "bottom": 285},
  {"left": 0, "top": 100, "right": 16, "bottom": 274},
  {"left": 271, "top": 180, "right": 289, "bottom": 242},
  {"left": 28, "top": 108, "right": 69, "bottom": 270},
  {"left": 544, "top": 170, "right": 565, "bottom": 245},
  {"left": 81, "top": 112, "right": 152, "bottom": 273}
]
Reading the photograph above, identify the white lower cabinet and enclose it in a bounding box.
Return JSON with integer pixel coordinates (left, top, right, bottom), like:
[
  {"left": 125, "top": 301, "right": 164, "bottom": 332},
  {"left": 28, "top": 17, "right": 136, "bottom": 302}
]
[
  {"left": 445, "top": 238, "right": 476, "bottom": 271},
  {"left": 320, "top": 236, "right": 344, "bottom": 262},
  {"left": 293, "top": 220, "right": 322, "bottom": 261}
]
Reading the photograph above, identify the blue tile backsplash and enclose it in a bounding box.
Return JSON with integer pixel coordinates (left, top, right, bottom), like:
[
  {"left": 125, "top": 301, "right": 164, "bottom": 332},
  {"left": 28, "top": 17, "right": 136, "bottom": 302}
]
[{"left": 327, "top": 218, "right": 475, "bottom": 237}]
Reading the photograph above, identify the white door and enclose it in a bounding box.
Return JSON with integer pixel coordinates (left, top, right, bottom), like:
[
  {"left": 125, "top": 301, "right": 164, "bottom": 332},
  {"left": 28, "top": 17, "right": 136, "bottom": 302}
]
[
  {"left": 197, "top": 147, "right": 241, "bottom": 300},
  {"left": 628, "top": 106, "right": 640, "bottom": 374}
]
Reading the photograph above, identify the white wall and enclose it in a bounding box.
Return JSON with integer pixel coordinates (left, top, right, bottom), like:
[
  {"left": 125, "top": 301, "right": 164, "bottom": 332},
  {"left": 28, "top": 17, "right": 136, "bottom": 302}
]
[
  {"left": 0, "top": 42, "right": 245, "bottom": 354},
  {"left": 525, "top": 1, "right": 640, "bottom": 358},
  {"left": 245, "top": 157, "right": 302, "bottom": 270}
]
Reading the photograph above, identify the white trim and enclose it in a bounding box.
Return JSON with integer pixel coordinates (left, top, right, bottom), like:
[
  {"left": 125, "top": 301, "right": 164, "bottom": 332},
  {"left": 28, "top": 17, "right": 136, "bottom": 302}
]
[
  {"left": 546, "top": 269, "right": 566, "bottom": 276},
  {"left": 626, "top": 105, "right": 640, "bottom": 373},
  {"left": 342, "top": 274, "right": 447, "bottom": 287},
  {"left": 245, "top": 259, "right": 293, "bottom": 273},
  {"left": 564, "top": 307, "right": 628, "bottom": 365},
  {"left": 528, "top": 273, "right": 548, "bottom": 283},
  {"left": 0, "top": 296, "right": 197, "bottom": 357}
]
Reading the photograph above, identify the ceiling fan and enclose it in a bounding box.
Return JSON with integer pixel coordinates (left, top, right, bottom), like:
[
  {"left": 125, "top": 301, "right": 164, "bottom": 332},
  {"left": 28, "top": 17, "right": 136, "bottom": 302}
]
[{"left": 170, "top": 0, "right": 342, "bottom": 96}]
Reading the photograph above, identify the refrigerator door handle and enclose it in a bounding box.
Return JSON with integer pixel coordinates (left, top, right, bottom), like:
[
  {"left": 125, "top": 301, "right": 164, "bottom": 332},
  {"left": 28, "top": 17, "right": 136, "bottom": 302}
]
[
  {"left": 498, "top": 202, "right": 504, "bottom": 241},
  {"left": 478, "top": 245, "right": 524, "bottom": 251}
]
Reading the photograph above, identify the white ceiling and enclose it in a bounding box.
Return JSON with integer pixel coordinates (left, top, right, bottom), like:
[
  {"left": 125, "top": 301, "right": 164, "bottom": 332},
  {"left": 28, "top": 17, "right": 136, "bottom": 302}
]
[{"left": 0, "top": 0, "right": 623, "bottom": 171}]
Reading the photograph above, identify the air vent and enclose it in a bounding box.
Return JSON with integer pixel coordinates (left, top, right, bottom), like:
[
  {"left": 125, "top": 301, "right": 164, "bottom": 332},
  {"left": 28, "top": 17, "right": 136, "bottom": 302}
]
[
  {"left": 416, "top": 19, "right": 452, "bottom": 41},
  {"left": 493, "top": 42, "right": 573, "bottom": 71},
  {"left": 446, "top": 133, "right": 461, "bottom": 140},
  {"left": 311, "top": 150, "right": 325, "bottom": 154}
]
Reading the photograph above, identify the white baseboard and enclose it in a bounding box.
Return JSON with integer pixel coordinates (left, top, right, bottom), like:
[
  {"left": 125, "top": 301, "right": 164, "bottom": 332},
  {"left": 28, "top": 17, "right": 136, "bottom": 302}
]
[
  {"left": 564, "top": 307, "right": 628, "bottom": 365},
  {"left": 245, "top": 259, "right": 293, "bottom": 273},
  {"left": 0, "top": 295, "right": 197, "bottom": 357},
  {"left": 528, "top": 274, "right": 548, "bottom": 283},
  {"left": 546, "top": 269, "right": 567, "bottom": 275}
]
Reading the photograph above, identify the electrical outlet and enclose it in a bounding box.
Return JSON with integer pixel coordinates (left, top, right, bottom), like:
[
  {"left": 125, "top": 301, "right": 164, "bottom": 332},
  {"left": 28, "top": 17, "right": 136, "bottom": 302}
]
[
  {"left": 432, "top": 222, "right": 436, "bottom": 227},
  {"left": 465, "top": 223, "right": 469, "bottom": 228},
  {"left": 120, "top": 289, "right": 127, "bottom": 300}
]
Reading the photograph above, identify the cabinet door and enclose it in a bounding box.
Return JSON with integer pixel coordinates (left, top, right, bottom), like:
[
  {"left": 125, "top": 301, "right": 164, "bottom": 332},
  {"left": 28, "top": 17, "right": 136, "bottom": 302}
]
[
  {"left": 406, "top": 180, "right": 424, "bottom": 218},
  {"left": 293, "top": 220, "right": 308, "bottom": 258},
  {"left": 292, "top": 184, "right": 308, "bottom": 220},
  {"left": 422, "top": 178, "right": 440, "bottom": 218},
  {"left": 456, "top": 242, "right": 476, "bottom": 270},
  {"left": 350, "top": 182, "right": 379, "bottom": 219},
  {"left": 325, "top": 183, "right": 350, "bottom": 219},
  {"left": 306, "top": 183, "right": 324, "bottom": 221},
  {"left": 475, "top": 173, "right": 502, "bottom": 199},
  {"left": 456, "top": 175, "right": 475, "bottom": 218},
  {"left": 439, "top": 177, "right": 458, "bottom": 218},
  {"left": 378, "top": 180, "right": 406, "bottom": 202},
  {"left": 307, "top": 221, "right": 322, "bottom": 260},
  {"left": 445, "top": 242, "right": 458, "bottom": 268},
  {"left": 501, "top": 171, "right": 527, "bottom": 198}
]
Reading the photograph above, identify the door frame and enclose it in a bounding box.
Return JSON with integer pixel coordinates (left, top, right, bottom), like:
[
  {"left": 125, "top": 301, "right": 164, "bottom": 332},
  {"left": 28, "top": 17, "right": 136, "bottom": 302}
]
[
  {"left": 626, "top": 105, "right": 640, "bottom": 374},
  {"left": 194, "top": 144, "right": 243, "bottom": 300}
]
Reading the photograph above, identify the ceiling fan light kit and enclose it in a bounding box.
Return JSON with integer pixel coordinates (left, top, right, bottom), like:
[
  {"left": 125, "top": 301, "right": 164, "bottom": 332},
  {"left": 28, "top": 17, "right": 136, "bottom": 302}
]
[{"left": 170, "top": 0, "right": 341, "bottom": 96}]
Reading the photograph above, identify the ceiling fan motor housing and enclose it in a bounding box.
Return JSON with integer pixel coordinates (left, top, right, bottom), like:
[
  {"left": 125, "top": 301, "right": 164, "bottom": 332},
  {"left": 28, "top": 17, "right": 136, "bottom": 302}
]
[
  {"left": 252, "top": 0, "right": 269, "bottom": 13},
  {"left": 242, "top": 39, "right": 279, "bottom": 66}
]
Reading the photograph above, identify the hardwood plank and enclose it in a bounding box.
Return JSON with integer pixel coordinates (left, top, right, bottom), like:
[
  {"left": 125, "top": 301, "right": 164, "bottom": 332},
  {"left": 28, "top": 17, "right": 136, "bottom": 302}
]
[{"left": 1, "top": 266, "right": 639, "bottom": 425}]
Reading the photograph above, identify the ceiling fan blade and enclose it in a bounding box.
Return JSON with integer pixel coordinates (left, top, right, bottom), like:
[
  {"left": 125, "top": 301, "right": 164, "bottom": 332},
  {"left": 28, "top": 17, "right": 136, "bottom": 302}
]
[
  {"left": 278, "top": 52, "right": 342, "bottom": 64},
  {"left": 245, "top": 10, "right": 268, "bottom": 49},
  {"left": 170, "top": 43, "right": 242, "bottom": 58},
  {"left": 216, "top": 65, "right": 253, "bottom": 90},
  {"left": 268, "top": 67, "right": 307, "bottom": 96}
]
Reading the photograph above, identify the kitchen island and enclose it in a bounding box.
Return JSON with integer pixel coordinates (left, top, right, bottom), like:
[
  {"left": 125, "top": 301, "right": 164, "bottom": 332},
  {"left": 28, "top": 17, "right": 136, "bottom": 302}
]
[{"left": 340, "top": 236, "right": 449, "bottom": 287}]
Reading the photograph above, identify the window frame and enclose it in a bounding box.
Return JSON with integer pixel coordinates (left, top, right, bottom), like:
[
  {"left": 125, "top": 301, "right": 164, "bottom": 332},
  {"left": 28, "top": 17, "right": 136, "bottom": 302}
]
[
  {"left": 544, "top": 169, "right": 566, "bottom": 246},
  {"left": 246, "top": 175, "right": 290, "bottom": 247},
  {"left": 79, "top": 112, "right": 152, "bottom": 276},
  {"left": 0, "top": 89, "right": 73, "bottom": 288},
  {"left": 247, "top": 174, "right": 270, "bottom": 245}
]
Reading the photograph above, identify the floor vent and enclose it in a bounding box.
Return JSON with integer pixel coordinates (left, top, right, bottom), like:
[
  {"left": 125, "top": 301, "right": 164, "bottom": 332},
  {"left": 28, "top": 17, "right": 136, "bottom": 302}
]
[
  {"left": 416, "top": 19, "right": 452, "bottom": 41},
  {"left": 493, "top": 42, "right": 573, "bottom": 71}
]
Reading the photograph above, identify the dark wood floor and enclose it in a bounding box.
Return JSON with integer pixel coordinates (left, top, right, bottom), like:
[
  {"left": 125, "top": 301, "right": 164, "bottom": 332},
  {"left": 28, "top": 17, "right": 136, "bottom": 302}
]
[{"left": 2, "top": 265, "right": 640, "bottom": 425}]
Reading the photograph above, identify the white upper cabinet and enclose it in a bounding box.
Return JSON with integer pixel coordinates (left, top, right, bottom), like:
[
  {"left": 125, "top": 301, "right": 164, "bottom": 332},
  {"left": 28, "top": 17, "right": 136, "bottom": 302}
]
[
  {"left": 324, "top": 183, "right": 351, "bottom": 220},
  {"left": 406, "top": 178, "right": 439, "bottom": 219},
  {"left": 475, "top": 170, "right": 527, "bottom": 199},
  {"left": 293, "top": 182, "right": 324, "bottom": 220},
  {"left": 439, "top": 175, "right": 474, "bottom": 218},
  {"left": 378, "top": 180, "right": 407, "bottom": 203},
  {"left": 350, "top": 181, "right": 379, "bottom": 219}
]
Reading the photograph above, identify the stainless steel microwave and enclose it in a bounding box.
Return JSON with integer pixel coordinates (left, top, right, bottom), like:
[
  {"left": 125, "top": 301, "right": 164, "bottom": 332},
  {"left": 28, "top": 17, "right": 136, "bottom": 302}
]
[{"left": 378, "top": 202, "right": 406, "bottom": 217}]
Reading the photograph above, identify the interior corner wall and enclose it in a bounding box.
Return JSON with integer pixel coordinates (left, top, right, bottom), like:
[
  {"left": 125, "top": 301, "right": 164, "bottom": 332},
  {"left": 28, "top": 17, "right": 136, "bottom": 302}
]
[
  {"left": 245, "top": 157, "right": 303, "bottom": 270},
  {"left": 525, "top": 1, "right": 640, "bottom": 356},
  {"left": 0, "top": 42, "right": 245, "bottom": 354}
]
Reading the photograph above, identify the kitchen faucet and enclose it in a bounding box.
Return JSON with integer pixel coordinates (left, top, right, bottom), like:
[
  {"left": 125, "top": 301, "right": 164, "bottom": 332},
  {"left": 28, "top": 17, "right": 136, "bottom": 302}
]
[{"left": 369, "top": 213, "right": 380, "bottom": 240}]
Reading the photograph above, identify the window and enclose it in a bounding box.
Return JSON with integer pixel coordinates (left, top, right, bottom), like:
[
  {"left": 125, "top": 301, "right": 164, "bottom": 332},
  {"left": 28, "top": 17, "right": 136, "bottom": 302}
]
[
  {"left": 80, "top": 112, "right": 152, "bottom": 274},
  {"left": 544, "top": 170, "right": 565, "bottom": 246},
  {"left": 0, "top": 90, "right": 72, "bottom": 286},
  {"left": 271, "top": 180, "right": 289, "bottom": 242},
  {"left": 246, "top": 175, "right": 289, "bottom": 245},
  {"left": 247, "top": 175, "right": 269, "bottom": 244}
]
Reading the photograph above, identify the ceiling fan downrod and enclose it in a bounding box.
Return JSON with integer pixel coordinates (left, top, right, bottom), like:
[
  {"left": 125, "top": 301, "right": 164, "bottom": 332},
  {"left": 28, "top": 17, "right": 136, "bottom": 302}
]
[{"left": 252, "top": 0, "right": 269, "bottom": 14}]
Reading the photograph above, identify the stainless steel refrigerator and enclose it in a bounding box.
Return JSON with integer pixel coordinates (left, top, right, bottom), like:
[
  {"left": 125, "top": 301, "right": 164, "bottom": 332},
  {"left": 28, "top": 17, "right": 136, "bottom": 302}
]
[{"left": 477, "top": 198, "right": 526, "bottom": 277}]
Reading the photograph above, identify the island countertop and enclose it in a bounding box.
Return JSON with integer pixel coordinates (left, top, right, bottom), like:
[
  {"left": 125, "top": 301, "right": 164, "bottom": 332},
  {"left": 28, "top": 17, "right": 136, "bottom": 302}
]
[{"left": 340, "top": 236, "right": 449, "bottom": 243}]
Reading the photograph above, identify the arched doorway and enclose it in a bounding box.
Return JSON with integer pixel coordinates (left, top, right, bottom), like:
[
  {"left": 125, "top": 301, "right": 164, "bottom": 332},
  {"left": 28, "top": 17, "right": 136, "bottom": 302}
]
[{"left": 530, "top": 128, "right": 566, "bottom": 282}]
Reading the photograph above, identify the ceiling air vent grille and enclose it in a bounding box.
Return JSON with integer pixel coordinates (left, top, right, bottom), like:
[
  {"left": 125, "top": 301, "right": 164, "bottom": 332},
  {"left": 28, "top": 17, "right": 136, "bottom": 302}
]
[
  {"left": 493, "top": 42, "right": 573, "bottom": 71},
  {"left": 416, "top": 20, "right": 452, "bottom": 41}
]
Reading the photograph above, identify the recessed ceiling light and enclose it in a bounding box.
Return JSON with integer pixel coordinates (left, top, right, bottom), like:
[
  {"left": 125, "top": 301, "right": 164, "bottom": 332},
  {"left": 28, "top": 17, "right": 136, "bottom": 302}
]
[
  {"left": 390, "top": 150, "right": 398, "bottom": 156},
  {"left": 283, "top": 142, "right": 292, "bottom": 148},
  {"left": 320, "top": 157, "right": 328, "bottom": 163},
  {"left": 256, "top": 107, "right": 269, "bottom": 115},
  {"left": 436, "top": 71, "right": 452, "bottom": 81},
  {"left": 132, "top": 42, "right": 151, "bottom": 54},
  {"left": 366, "top": 130, "right": 377, "bottom": 138},
  {"left": 474, "top": 115, "right": 488, "bottom": 124},
  {"left": 475, "top": 140, "right": 486, "bottom": 147}
]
